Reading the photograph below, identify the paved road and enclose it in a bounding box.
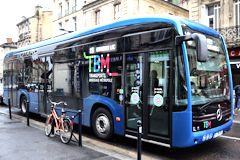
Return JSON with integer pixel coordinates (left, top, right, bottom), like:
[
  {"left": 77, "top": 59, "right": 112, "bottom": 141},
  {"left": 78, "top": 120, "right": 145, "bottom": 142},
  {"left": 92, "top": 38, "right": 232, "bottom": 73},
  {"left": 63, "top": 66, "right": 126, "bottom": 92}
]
[
  {"left": 0, "top": 110, "right": 132, "bottom": 160},
  {"left": 133, "top": 110, "right": 240, "bottom": 160},
  {"left": 1, "top": 105, "right": 240, "bottom": 160}
]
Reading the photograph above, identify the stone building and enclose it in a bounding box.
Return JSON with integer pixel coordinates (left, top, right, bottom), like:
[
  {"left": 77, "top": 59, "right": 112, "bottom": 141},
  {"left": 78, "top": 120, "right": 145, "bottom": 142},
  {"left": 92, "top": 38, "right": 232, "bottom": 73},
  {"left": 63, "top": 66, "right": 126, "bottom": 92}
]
[
  {"left": 53, "top": 0, "right": 189, "bottom": 36},
  {"left": 17, "top": 6, "right": 53, "bottom": 48},
  {"left": 180, "top": 0, "right": 240, "bottom": 86},
  {"left": 0, "top": 38, "right": 17, "bottom": 79}
]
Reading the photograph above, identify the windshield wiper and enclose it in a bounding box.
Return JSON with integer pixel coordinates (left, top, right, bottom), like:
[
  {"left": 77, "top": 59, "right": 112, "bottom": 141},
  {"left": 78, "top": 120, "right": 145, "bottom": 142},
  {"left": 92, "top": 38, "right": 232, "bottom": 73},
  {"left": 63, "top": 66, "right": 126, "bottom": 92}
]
[
  {"left": 197, "top": 101, "right": 212, "bottom": 112},
  {"left": 197, "top": 97, "right": 229, "bottom": 112}
]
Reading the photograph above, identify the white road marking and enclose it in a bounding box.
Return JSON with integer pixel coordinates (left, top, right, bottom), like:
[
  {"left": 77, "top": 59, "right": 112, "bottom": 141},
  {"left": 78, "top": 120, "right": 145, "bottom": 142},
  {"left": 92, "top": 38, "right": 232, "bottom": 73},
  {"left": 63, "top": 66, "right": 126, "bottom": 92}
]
[{"left": 220, "top": 135, "right": 240, "bottom": 141}]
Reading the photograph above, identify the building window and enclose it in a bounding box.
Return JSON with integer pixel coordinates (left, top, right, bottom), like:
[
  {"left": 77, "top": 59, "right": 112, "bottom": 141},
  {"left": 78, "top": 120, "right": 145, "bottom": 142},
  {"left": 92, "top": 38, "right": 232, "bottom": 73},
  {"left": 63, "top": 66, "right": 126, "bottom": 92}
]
[
  {"left": 207, "top": 4, "right": 220, "bottom": 30},
  {"left": 59, "top": 3, "right": 62, "bottom": 18},
  {"left": 72, "top": 0, "right": 77, "bottom": 12},
  {"left": 95, "top": 10, "right": 100, "bottom": 25},
  {"left": 234, "top": 0, "right": 240, "bottom": 26},
  {"left": 73, "top": 17, "right": 77, "bottom": 31},
  {"left": 114, "top": 3, "right": 121, "bottom": 20},
  {"left": 65, "top": 0, "right": 69, "bottom": 15}
]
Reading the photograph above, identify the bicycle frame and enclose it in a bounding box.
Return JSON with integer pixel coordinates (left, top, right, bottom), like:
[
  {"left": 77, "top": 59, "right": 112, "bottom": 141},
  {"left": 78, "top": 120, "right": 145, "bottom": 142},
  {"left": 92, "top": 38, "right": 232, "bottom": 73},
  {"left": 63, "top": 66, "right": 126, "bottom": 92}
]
[{"left": 48, "top": 107, "right": 65, "bottom": 132}]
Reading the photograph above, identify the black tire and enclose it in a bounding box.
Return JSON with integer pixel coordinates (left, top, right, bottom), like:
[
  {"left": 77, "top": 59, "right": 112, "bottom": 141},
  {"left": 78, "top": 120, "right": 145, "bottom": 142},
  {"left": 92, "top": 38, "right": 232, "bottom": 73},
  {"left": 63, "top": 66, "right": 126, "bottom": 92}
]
[
  {"left": 60, "top": 118, "right": 73, "bottom": 144},
  {"left": 45, "top": 116, "right": 54, "bottom": 137},
  {"left": 0, "top": 97, "right": 3, "bottom": 105},
  {"left": 92, "top": 108, "right": 113, "bottom": 139},
  {"left": 20, "top": 96, "right": 27, "bottom": 114}
]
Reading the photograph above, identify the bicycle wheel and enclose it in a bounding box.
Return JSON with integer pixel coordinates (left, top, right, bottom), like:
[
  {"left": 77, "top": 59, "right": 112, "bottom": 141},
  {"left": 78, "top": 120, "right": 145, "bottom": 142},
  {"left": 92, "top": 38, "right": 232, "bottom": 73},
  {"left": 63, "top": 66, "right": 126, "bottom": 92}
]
[
  {"left": 60, "top": 118, "right": 73, "bottom": 144},
  {"left": 45, "top": 116, "right": 54, "bottom": 137}
]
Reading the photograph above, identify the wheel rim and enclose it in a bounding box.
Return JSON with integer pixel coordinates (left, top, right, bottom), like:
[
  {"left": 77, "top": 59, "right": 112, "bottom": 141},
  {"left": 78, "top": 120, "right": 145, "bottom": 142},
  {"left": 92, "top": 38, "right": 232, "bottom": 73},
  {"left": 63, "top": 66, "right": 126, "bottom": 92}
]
[
  {"left": 95, "top": 113, "right": 110, "bottom": 135},
  {"left": 45, "top": 118, "right": 52, "bottom": 135},
  {"left": 45, "top": 123, "right": 51, "bottom": 135},
  {"left": 60, "top": 120, "right": 72, "bottom": 143},
  {"left": 21, "top": 100, "right": 26, "bottom": 113}
]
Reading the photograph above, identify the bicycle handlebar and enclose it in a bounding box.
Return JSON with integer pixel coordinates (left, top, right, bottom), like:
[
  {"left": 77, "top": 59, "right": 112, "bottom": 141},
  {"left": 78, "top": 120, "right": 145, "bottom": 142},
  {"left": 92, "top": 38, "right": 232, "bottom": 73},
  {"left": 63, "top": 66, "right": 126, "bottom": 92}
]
[{"left": 49, "top": 99, "right": 67, "bottom": 107}]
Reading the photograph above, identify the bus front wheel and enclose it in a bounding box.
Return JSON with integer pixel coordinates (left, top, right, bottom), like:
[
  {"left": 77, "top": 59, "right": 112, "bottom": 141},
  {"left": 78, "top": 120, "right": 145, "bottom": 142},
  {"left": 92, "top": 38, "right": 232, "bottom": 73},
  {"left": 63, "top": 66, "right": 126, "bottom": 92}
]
[
  {"left": 92, "top": 108, "right": 113, "bottom": 139},
  {"left": 20, "top": 96, "right": 27, "bottom": 115}
]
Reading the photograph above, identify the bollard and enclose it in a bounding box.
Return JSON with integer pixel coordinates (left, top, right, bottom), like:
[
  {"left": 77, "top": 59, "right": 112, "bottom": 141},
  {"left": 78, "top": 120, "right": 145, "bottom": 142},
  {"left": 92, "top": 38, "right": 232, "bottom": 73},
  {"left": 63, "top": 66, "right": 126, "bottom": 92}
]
[
  {"left": 78, "top": 110, "right": 82, "bottom": 147},
  {"left": 8, "top": 98, "right": 12, "bottom": 119},
  {"left": 137, "top": 120, "right": 142, "bottom": 160},
  {"left": 27, "top": 100, "right": 30, "bottom": 126}
]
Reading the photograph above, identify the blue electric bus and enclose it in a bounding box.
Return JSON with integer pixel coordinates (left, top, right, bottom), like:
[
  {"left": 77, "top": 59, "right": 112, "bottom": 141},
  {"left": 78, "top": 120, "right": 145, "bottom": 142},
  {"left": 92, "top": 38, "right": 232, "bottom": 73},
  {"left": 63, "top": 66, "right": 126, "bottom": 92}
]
[{"left": 3, "top": 16, "right": 233, "bottom": 148}]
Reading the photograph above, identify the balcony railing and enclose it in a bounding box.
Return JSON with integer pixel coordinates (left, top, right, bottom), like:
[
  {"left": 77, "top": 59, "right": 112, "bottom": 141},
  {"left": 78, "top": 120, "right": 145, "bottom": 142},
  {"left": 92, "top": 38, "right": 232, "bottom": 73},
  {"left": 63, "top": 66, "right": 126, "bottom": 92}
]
[
  {"left": 19, "top": 31, "right": 30, "bottom": 40},
  {"left": 218, "top": 26, "right": 240, "bottom": 44}
]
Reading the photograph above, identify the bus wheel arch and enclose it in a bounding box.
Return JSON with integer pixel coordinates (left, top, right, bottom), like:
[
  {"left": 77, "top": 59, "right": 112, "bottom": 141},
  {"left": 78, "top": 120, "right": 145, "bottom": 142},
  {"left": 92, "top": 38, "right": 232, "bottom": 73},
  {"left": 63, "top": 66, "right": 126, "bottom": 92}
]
[
  {"left": 20, "top": 94, "right": 27, "bottom": 115},
  {"left": 91, "top": 104, "right": 114, "bottom": 139}
]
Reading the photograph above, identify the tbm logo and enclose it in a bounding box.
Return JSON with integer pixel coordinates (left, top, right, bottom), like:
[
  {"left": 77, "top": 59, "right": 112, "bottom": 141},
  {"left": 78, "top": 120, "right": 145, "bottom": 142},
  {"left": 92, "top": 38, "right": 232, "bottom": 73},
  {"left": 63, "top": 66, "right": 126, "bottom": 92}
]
[
  {"left": 84, "top": 52, "right": 118, "bottom": 76},
  {"left": 203, "top": 121, "right": 211, "bottom": 129}
]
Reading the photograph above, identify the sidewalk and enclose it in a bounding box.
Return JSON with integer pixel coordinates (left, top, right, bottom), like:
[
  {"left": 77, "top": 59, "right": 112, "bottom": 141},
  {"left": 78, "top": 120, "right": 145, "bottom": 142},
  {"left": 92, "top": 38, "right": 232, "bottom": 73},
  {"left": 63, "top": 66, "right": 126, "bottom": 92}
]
[
  {"left": 233, "top": 108, "right": 240, "bottom": 124},
  {"left": 0, "top": 112, "right": 132, "bottom": 160}
]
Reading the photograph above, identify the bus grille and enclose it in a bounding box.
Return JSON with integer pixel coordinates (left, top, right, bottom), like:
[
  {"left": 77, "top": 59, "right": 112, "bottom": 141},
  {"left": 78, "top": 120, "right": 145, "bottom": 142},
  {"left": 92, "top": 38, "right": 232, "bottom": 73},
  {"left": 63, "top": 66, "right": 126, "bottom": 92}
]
[{"left": 192, "top": 102, "right": 231, "bottom": 132}]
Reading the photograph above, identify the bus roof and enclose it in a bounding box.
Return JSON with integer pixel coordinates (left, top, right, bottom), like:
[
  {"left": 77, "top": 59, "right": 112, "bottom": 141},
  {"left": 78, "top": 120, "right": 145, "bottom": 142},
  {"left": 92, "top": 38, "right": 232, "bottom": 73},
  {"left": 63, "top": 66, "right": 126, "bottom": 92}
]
[{"left": 5, "top": 16, "right": 220, "bottom": 58}]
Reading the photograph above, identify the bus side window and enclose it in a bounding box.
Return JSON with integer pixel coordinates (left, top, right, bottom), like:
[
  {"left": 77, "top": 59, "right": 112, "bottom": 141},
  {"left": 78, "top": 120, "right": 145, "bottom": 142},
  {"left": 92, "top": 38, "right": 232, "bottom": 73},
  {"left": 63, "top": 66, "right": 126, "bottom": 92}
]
[
  {"left": 87, "top": 54, "right": 123, "bottom": 104},
  {"left": 175, "top": 46, "right": 188, "bottom": 108},
  {"left": 78, "top": 59, "right": 90, "bottom": 98},
  {"left": 53, "top": 59, "right": 82, "bottom": 109}
]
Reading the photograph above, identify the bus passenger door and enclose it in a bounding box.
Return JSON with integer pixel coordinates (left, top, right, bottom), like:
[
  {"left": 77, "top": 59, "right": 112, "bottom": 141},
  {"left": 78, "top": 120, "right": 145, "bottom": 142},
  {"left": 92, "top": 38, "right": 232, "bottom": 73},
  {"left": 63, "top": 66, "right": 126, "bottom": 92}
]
[
  {"left": 7, "top": 62, "right": 17, "bottom": 107},
  {"left": 146, "top": 51, "right": 170, "bottom": 141},
  {"left": 38, "top": 56, "right": 53, "bottom": 114},
  {"left": 125, "top": 53, "right": 144, "bottom": 131},
  {"left": 11, "top": 62, "right": 18, "bottom": 107},
  {"left": 8, "top": 63, "right": 13, "bottom": 106},
  {"left": 125, "top": 51, "right": 171, "bottom": 144}
]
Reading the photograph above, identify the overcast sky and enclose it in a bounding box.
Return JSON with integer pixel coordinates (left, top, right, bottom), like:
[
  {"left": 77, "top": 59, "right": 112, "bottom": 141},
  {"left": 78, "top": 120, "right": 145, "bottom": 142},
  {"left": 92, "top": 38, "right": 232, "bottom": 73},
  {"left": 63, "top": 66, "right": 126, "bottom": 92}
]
[{"left": 0, "top": 0, "right": 53, "bottom": 44}]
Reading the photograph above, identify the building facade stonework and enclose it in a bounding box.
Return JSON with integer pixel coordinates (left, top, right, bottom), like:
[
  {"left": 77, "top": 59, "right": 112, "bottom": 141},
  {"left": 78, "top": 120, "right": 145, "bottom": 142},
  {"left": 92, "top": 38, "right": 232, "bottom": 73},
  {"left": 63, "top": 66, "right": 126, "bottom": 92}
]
[
  {"left": 53, "top": 0, "right": 189, "bottom": 36},
  {"left": 17, "top": 6, "right": 53, "bottom": 48}
]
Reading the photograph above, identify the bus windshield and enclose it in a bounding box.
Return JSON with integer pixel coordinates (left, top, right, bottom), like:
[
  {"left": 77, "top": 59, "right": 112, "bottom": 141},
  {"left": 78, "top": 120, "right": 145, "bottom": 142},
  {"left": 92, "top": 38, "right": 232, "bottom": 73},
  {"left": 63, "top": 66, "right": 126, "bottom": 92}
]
[{"left": 181, "top": 27, "right": 230, "bottom": 105}]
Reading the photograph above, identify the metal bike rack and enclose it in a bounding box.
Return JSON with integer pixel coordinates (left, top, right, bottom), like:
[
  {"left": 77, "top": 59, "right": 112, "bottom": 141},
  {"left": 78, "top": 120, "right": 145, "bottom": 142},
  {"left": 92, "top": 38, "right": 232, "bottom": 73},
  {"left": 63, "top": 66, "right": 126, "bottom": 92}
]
[
  {"left": 55, "top": 108, "right": 83, "bottom": 147},
  {"left": 70, "top": 110, "right": 82, "bottom": 147},
  {"left": 78, "top": 110, "right": 82, "bottom": 147}
]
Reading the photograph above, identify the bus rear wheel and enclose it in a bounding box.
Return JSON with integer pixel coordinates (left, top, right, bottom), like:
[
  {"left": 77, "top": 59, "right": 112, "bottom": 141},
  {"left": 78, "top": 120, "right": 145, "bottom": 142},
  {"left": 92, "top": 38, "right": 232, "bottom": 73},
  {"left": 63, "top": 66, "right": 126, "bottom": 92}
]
[
  {"left": 20, "top": 96, "right": 27, "bottom": 115},
  {"left": 92, "top": 108, "right": 113, "bottom": 139}
]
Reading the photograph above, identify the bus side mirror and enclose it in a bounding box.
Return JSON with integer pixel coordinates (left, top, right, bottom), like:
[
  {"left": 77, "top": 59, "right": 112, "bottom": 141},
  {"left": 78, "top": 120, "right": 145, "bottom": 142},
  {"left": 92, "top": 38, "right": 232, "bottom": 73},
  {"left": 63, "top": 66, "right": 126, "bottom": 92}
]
[
  {"left": 192, "top": 33, "right": 208, "bottom": 62},
  {"left": 176, "top": 33, "right": 208, "bottom": 62}
]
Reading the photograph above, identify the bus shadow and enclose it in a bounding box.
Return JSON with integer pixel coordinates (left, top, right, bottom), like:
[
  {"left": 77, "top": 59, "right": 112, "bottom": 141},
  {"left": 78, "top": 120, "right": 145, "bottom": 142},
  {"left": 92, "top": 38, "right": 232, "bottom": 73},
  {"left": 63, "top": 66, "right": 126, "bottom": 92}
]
[
  {"left": 142, "top": 139, "right": 223, "bottom": 159},
  {"left": 109, "top": 135, "right": 225, "bottom": 160}
]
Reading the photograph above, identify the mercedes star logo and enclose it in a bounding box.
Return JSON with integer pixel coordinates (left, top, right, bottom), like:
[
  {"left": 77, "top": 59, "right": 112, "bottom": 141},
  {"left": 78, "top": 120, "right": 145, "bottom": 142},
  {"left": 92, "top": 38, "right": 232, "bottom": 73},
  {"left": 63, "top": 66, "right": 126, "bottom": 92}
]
[{"left": 216, "top": 107, "right": 223, "bottom": 121}]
